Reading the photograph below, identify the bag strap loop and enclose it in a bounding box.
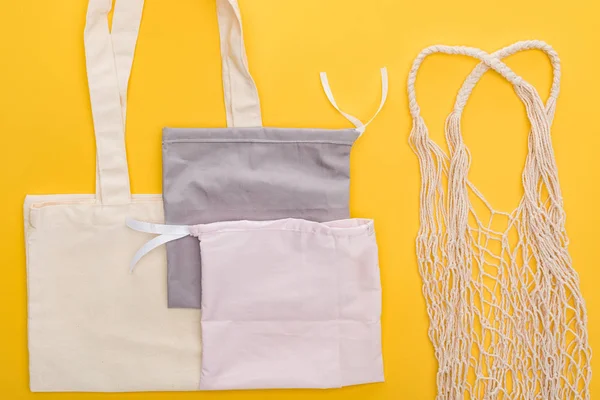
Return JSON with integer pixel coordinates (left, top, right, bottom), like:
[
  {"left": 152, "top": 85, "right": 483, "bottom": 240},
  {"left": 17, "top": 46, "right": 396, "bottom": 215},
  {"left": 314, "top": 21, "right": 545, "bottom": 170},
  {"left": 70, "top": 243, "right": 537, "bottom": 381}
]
[
  {"left": 126, "top": 219, "right": 191, "bottom": 272},
  {"left": 85, "top": 0, "right": 144, "bottom": 205},
  {"left": 320, "top": 67, "right": 389, "bottom": 136},
  {"left": 217, "top": 0, "right": 263, "bottom": 127}
]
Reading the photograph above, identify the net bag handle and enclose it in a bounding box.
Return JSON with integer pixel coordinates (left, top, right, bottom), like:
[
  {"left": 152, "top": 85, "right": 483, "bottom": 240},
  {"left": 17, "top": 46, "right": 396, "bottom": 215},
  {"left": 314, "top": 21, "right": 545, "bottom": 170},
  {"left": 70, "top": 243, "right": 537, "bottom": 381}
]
[
  {"left": 454, "top": 40, "right": 561, "bottom": 121},
  {"left": 452, "top": 41, "right": 563, "bottom": 227},
  {"left": 408, "top": 43, "right": 563, "bottom": 232},
  {"left": 408, "top": 45, "right": 529, "bottom": 119},
  {"left": 446, "top": 43, "right": 565, "bottom": 234}
]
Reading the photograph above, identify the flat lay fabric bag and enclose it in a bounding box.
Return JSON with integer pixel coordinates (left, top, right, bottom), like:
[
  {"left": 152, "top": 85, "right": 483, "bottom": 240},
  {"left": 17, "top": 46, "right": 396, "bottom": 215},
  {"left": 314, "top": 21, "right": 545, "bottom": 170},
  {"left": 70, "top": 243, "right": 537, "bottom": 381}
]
[
  {"left": 128, "top": 217, "right": 385, "bottom": 390},
  {"left": 164, "top": 1, "right": 388, "bottom": 309},
  {"left": 24, "top": 0, "right": 202, "bottom": 392},
  {"left": 408, "top": 41, "right": 591, "bottom": 399}
]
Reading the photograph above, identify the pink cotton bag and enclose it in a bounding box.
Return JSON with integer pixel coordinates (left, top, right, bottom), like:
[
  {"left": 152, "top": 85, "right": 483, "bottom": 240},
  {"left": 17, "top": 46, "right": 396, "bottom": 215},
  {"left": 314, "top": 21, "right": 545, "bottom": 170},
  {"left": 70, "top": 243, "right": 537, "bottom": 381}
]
[{"left": 128, "top": 218, "right": 384, "bottom": 390}]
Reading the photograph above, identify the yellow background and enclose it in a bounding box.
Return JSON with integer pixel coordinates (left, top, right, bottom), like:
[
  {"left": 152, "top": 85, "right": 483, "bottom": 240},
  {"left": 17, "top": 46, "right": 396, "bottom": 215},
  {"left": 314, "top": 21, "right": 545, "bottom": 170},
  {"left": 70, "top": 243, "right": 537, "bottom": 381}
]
[{"left": 0, "top": 0, "right": 598, "bottom": 398}]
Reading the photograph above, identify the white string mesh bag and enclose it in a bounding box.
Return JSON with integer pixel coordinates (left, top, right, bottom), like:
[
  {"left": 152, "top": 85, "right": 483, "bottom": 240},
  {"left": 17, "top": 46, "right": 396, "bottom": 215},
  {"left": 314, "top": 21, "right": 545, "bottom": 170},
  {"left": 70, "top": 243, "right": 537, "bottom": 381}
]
[{"left": 407, "top": 41, "right": 592, "bottom": 399}]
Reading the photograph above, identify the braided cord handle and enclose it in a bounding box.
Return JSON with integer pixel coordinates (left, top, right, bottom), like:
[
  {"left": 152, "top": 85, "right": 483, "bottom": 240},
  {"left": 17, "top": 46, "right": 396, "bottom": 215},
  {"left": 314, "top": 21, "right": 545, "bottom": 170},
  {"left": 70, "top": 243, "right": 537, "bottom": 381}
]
[
  {"left": 407, "top": 43, "right": 554, "bottom": 213},
  {"left": 453, "top": 40, "right": 560, "bottom": 116},
  {"left": 407, "top": 45, "right": 525, "bottom": 119}
]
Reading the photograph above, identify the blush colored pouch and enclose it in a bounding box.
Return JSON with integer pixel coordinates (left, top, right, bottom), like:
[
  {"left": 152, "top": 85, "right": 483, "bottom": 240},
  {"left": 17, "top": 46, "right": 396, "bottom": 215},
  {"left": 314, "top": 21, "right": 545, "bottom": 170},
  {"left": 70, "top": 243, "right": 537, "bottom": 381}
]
[{"left": 128, "top": 217, "right": 384, "bottom": 390}]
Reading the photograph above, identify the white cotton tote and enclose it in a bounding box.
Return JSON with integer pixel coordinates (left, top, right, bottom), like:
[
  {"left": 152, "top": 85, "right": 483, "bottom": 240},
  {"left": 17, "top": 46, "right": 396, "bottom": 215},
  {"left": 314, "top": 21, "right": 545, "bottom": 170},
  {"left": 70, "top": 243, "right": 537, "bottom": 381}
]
[{"left": 24, "top": 0, "right": 203, "bottom": 392}]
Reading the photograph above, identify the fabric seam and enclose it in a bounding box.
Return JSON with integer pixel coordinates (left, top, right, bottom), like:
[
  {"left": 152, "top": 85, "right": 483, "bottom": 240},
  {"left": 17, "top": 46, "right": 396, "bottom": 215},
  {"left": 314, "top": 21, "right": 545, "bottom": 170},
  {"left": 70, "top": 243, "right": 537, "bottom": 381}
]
[
  {"left": 196, "top": 227, "right": 373, "bottom": 239},
  {"left": 163, "top": 139, "right": 355, "bottom": 146}
]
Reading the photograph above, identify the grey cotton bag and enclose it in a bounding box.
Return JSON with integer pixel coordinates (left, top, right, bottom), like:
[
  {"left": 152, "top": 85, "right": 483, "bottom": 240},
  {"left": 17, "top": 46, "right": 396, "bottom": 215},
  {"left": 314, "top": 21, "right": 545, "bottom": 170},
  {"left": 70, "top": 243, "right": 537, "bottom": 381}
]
[{"left": 163, "top": 0, "right": 388, "bottom": 308}]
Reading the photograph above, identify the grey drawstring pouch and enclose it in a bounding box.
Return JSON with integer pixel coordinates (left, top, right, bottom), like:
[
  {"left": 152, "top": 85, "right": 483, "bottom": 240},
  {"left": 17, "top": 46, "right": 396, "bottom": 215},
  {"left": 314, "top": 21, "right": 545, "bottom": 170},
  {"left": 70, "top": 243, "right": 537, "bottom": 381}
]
[
  {"left": 163, "top": 128, "right": 357, "bottom": 308},
  {"left": 163, "top": 0, "right": 388, "bottom": 308}
]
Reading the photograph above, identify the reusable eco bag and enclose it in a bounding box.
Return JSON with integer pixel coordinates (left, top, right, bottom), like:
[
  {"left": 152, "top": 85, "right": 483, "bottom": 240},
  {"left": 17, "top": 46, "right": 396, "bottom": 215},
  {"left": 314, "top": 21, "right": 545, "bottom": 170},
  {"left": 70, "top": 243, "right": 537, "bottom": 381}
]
[
  {"left": 24, "top": 0, "right": 202, "bottom": 392},
  {"left": 128, "top": 217, "right": 384, "bottom": 390},
  {"left": 408, "top": 41, "right": 591, "bottom": 398},
  {"left": 164, "top": 0, "right": 388, "bottom": 308}
]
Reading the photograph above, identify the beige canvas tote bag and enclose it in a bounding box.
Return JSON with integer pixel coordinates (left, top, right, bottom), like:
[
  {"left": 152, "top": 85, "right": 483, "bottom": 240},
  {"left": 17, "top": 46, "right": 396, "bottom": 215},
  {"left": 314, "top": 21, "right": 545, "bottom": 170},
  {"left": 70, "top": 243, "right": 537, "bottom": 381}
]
[{"left": 24, "top": 0, "right": 202, "bottom": 392}]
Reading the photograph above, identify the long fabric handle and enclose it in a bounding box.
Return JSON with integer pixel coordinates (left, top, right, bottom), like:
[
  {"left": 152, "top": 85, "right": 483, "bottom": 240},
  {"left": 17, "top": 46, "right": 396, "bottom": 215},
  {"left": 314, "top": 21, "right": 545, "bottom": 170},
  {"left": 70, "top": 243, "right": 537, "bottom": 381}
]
[
  {"left": 85, "top": 0, "right": 144, "bottom": 205},
  {"left": 111, "top": 0, "right": 145, "bottom": 123},
  {"left": 217, "top": 0, "right": 262, "bottom": 127},
  {"left": 95, "top": 0, "right": 145, "bottom": 199}
]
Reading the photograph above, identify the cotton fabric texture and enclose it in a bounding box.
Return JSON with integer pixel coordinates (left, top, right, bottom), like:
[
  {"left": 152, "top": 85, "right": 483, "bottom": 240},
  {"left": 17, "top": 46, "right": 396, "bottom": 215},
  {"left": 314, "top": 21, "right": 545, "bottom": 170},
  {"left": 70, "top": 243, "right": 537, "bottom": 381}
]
[
  {"left": 24, "top": 0, "right": 202, "bottom": 392},
  {"left": 127, "top": 218, "right": 385, "bottom": 390},
  {"left": 162, "top": 127, "right": 359, "bottom": 308}
]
